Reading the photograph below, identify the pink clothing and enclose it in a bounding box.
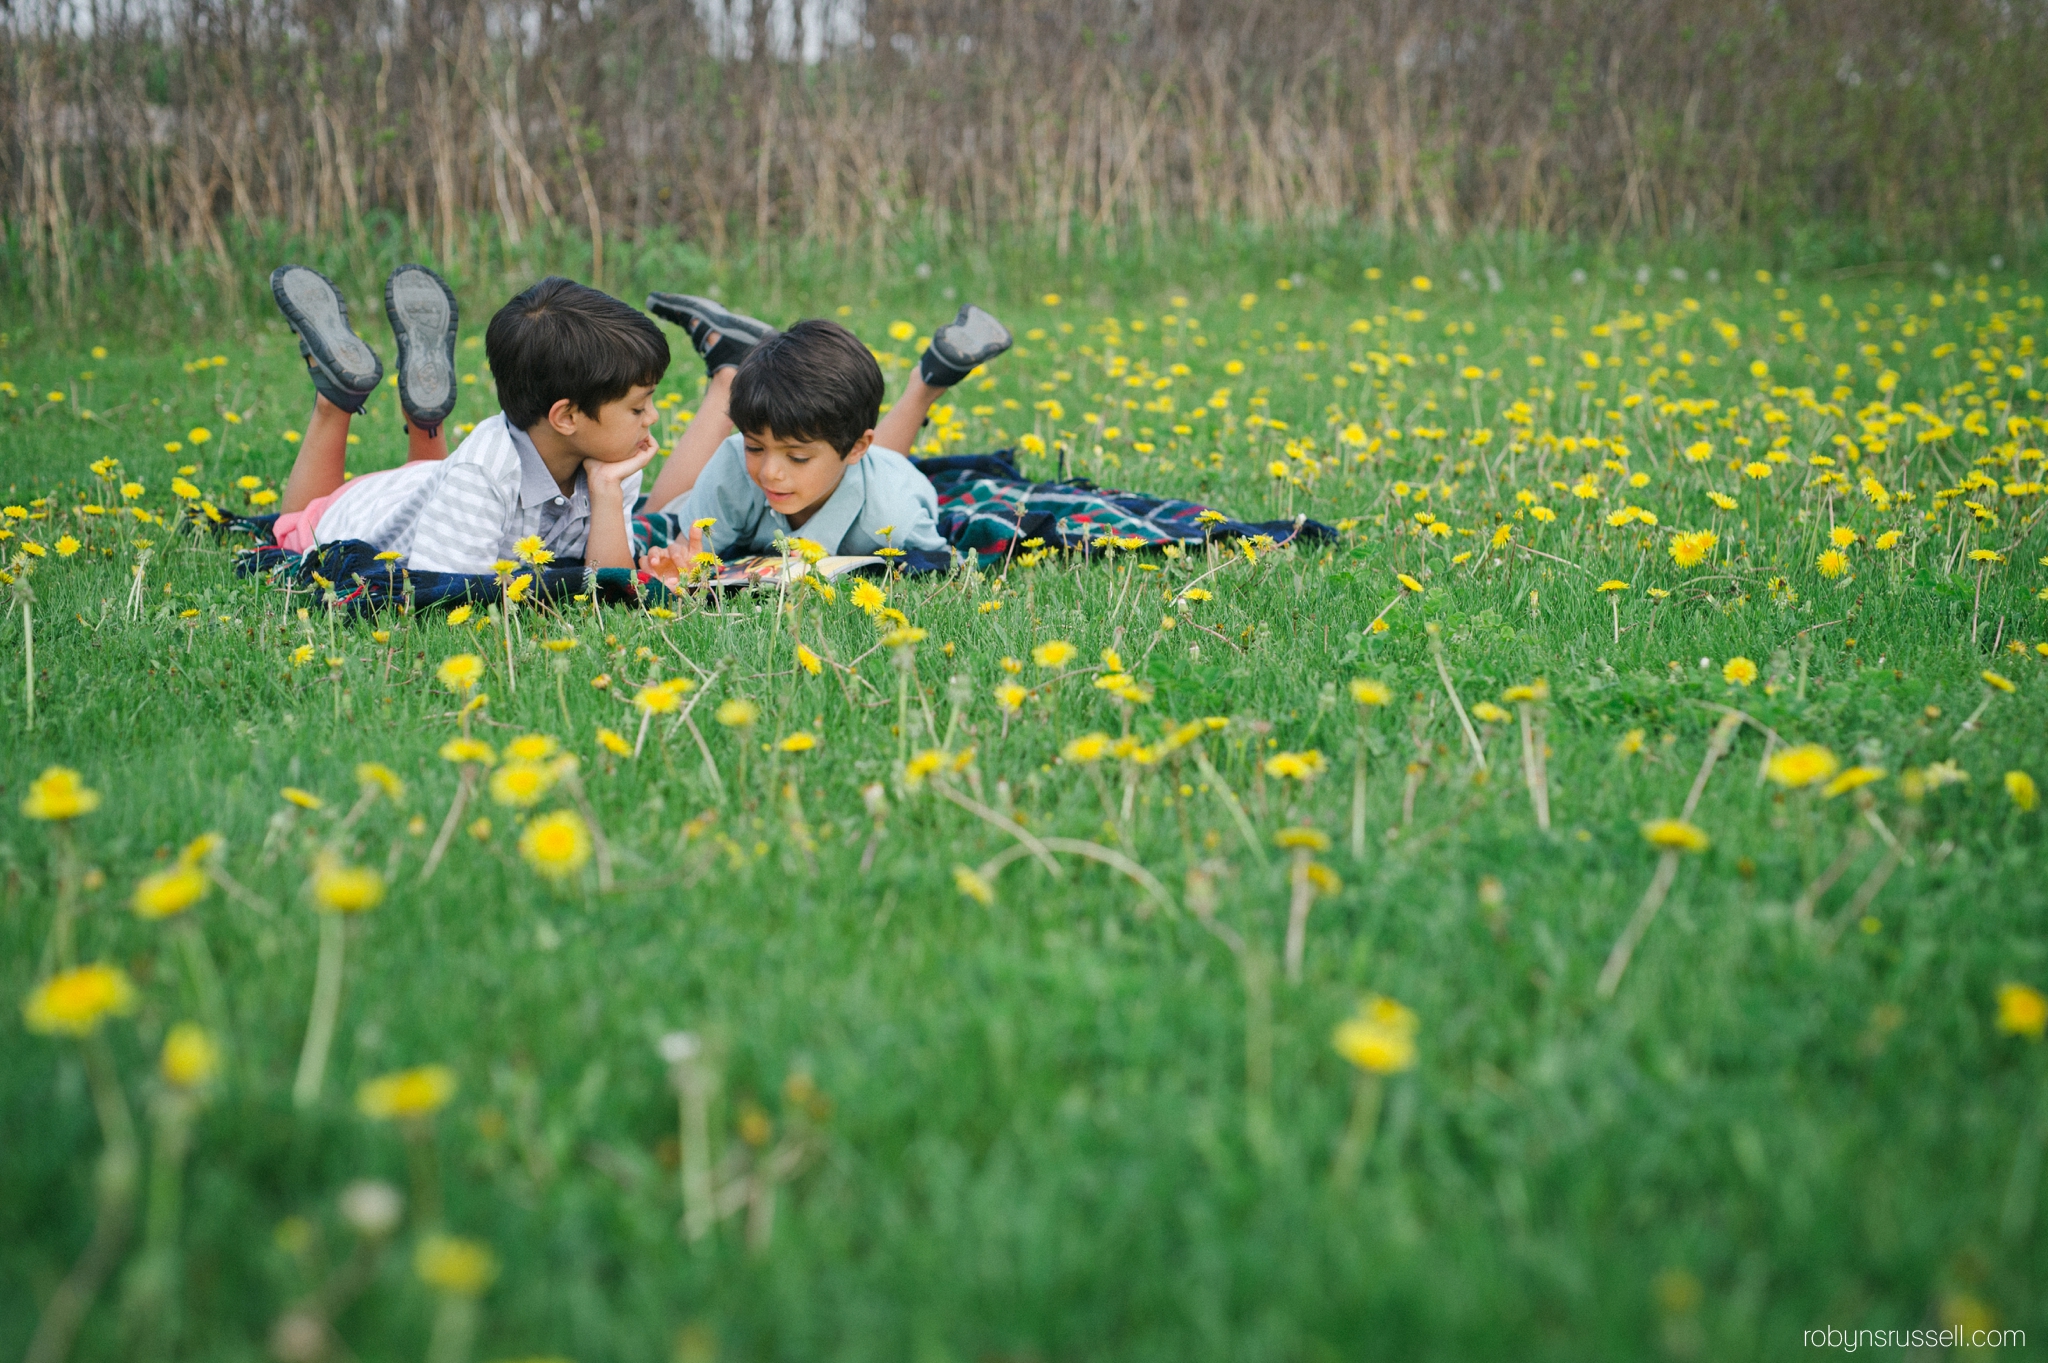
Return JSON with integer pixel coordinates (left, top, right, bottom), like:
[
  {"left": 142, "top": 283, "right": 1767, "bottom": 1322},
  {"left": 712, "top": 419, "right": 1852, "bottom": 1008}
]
[{"left": 273, "top": 470, "right": 393, "bottom": 553}]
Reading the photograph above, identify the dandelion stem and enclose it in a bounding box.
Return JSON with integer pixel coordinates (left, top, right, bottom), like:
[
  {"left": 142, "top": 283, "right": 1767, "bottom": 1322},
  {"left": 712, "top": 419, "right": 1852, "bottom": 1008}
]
[
  {"left": 682, "top": 713, "right": 725, "bottom": 800},
  {"left": 176, "top": 919, "right": 231, "bottom": 1057},
  {"left": 1191, "top": 747, "right": 1269, "bottom": 866},
  {"left": 939, "top": 781, "right": 1062, "bottom": 877},
  {"left": 22, "top": 597, "right": 33, "bottom": 732},
  {"left": 24, "top": 1034, "right": 139, "bottom": 1363},
  {"left": 1241, "top": 949, "right": 1276, "bottom": 1161},
  {"left": 1283, "top": 848, "right": 1315, "bottom": 983},
  {"left": 1330, "top": 1071, "right": 1385, "bottom": 1192},
  {"left": 126, "top": 1089, "right": 197, "bottom": 1356},
  {"left": 1349, "top": 746, "right": 1368, "bottom": 862},
  {"left": 1597, "top": 849, "right": 1680, "bottom": 999},
  {"left": 1517, "top": 703, "right": 1550, "bottom": 831},
  {"left": 419, "top": 768, "right": 475, "bottom": 884},
  {"left": 1427, "top": 628, "right": 1488, "bottom": 770},
  {"left": 2000, "top": 1074, "right": 2048, "bottom": 1242},
  {"left": 292, "top": 911, "right": 347, "bottom": 1108},
  {"left": 424, "top": 1294, "right": 479, "bottom": 1363}
]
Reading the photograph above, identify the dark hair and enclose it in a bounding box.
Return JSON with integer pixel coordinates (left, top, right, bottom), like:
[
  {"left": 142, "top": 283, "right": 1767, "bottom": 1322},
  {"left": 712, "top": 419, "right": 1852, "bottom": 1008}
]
[
  {"left": 486, "top": 276, "right": 669, "bottom": 430},
  {"left": 728, "top": 319, "right": 883, "bottom": 456}
]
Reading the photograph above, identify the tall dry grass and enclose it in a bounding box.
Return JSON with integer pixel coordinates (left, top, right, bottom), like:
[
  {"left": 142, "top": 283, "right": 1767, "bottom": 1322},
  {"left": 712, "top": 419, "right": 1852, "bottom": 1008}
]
[{"left": 5, "top": 0, "right": 2045, "bottom": 321}]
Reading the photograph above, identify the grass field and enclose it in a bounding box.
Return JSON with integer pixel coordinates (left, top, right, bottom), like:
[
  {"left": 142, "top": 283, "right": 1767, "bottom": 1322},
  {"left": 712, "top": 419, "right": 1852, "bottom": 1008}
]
[{"left": 4, "top": 245, "right": 2047, "bottom": 1362}]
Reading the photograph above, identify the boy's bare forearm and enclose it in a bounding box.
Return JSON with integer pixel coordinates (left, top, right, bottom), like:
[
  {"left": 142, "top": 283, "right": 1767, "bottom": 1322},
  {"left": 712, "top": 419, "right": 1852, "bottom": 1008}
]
[
  {"left": 647, "top": 370, "right": 736, "bottom": 509},
  {"left": 583, "top": 489, "right": 634, "bottom": 570}
]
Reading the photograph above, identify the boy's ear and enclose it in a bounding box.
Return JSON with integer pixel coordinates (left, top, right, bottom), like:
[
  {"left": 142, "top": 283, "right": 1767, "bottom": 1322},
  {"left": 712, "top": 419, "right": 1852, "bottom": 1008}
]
[
  {"left": 842, "top": 430, "right": 876, "bottom": 464},
  {"left": 544, "top": 398, "right": 583, "bottom": 436}
]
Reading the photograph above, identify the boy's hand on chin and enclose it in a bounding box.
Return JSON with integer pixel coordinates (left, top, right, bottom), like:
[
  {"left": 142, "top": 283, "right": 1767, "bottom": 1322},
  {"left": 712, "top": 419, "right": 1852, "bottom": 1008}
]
[{"left": 584, "top": 433, "right": 659, "bottom": 491}]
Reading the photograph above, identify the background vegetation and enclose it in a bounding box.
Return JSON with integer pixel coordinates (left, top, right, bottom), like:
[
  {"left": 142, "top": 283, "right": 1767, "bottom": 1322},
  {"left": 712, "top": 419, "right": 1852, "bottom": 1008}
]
[{"left": 7, "top": 0, "right": 2048, "bottom": 329}]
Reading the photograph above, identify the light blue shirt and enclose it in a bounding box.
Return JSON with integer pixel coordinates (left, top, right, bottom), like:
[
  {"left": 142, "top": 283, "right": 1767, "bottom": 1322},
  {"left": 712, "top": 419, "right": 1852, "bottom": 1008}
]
[{"left": 662, "top": 433, "right": 946, "bottom": 558}]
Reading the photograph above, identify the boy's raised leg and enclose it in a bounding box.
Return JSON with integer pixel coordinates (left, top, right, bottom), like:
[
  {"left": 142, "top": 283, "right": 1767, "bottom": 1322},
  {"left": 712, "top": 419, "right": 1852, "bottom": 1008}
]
[
  {"left": 875, "top": 304, "right": 1015, "bottom": 454},
  {"left": 874, "top": 372, "right": 946, "bottom": 456},
  {"left": 645, "top": 367, "right": 735, "bottom": 510},
  {"left": 404, "top": 420, "right": 450, "bottom": 466},
  {"left": 270, "top": 266, "right": 384, "bottom": 513},
  {"left": 282, "top": 395, "right": 355, "bottom": 513}
]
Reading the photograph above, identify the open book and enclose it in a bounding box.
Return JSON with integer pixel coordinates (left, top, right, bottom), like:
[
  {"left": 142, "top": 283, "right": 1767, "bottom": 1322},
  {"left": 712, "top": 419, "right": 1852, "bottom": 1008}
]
[{"left": 644, "top": 552, "right": 885, "bottom": 591}]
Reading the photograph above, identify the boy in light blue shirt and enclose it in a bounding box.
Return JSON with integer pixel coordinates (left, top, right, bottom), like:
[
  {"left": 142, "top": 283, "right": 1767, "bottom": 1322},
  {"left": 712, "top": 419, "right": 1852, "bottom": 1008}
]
[{"left": 638, "top": 297, "right": 1012, "bottom": 570}]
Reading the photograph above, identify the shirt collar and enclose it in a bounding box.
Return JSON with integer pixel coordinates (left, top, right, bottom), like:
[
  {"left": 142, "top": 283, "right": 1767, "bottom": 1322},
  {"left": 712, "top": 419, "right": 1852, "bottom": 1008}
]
[
  {"left": 770, "top": 454, "right": 867, "bottom": 554},
  {"left": 509, "top": 420, "right": 583, "bottom": 510}
]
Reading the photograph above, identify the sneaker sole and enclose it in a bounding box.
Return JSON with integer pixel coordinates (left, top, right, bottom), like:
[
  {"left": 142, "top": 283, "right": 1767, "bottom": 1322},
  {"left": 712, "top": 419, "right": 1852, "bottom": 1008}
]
[
  {"left": 930, "top": 304, "right": 1013, "bottom": 369},
  {"left": 271, "top": 266, "right": 383, "bottom": 394},
  {"left": 386, "top": 265, "right": 460, "bottom": 427},
  {"left": 646, "top": 292, "right": 778, "bottom": 348}
]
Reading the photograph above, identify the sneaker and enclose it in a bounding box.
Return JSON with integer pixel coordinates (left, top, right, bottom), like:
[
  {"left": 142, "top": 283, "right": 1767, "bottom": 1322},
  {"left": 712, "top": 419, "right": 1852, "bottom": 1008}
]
[
  {"left": 384, "top": 264, "right": 461, "bottom": 435},
  {"left": 271, "top": 265, "right": 383, "bottom": 414},
  {"left": 920, "top": 305, "right": 1012, "bottom": 387},
  {"left": 646, "top": 292, "right": 777, "bottom": 375}
]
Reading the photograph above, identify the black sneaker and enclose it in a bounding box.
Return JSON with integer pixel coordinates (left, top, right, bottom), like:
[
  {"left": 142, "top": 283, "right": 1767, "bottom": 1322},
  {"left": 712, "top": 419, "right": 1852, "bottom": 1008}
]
[
  {"left": 646, "top": 293, "right": 777, "bottom": 376},
  {"left": 271, "top": 265, "right": 383, "bottom": 414},
  {"left": 384, "top": 264, "right": 460, "bottom": 436},
  {"left": 920, "top": 305, "right": 1012, "bottom": 387}
]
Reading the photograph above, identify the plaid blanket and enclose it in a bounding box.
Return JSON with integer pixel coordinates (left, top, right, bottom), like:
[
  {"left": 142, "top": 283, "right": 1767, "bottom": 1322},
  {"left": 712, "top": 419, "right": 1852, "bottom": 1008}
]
[
  {"left": 207, "top": 451, "right": 1332, "bottom": 612},
  {"left": 912, "top": 450, "right": 1335, "bottom": 562}
]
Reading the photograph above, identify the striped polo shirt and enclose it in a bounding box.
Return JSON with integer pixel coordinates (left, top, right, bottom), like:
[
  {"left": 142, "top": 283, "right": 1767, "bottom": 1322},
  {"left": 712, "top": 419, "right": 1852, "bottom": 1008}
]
[{"left": 313, "top": 413, "right": 640, "bottom": 574}]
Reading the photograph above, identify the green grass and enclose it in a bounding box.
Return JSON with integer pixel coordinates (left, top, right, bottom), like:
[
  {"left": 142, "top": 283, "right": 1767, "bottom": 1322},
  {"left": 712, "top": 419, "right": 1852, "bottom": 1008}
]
[{"left": 4, "top": 245, "right": 2047, "bottom": 1362}]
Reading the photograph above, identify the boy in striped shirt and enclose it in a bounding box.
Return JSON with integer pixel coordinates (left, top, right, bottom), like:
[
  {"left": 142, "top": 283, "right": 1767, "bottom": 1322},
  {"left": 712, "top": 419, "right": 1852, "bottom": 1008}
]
[{"left": 267, "top": 268, "right": 666, "bottom": 574}]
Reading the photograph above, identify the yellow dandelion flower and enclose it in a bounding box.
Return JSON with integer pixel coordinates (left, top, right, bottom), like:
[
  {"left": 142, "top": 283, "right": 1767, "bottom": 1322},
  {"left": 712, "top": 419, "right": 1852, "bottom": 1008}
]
[
  {"left": 796, "top": 644, "right": 823, "bottom": 675},
  {"left": 776, "top": 733, "right": 818, "bottom": 753},
  {"left": 132, "top": 864, "right": 210, "bottom": 920},
  {"left": 1349, "top": 678, "right": 1392, "bottom": 706},
  {"left": 633, "top": 678, "right": 694, "bottom": 715},
  {"left": 1821, "top": 766, "right": 1886, "bottom": 799},
  {"left": 1332, "top": 996, "right": 1419, "bottom": 1074},
  {"left": 520, "top": 810, "right": 591, "bottom": 881},
  {"left": 596, "top": 727, "right": 633, "bottom": 757},
  {"left": 1982, "top": 670, "right": 2016, "bottom": 694},
  {"left": 21, "top": 766, "right": 100, "bottom": 821},
  {"left": 1469, "top": 701, "right": 1510, "bottom": 723},
  {"left": 358, "top": 1064, "right": 458, "bottom": 1119},
  {"left": 1668, "top": 530, "right": 1718, "bottom": 569},
  {"left": 488, "top": 761, "right": 558, "bottom": 808},
  {"left": 1274, "top": 826, "right": 1331, "bottom": 851},
  {"left": 1997, "top": 983, "right": 2048, "bottom": 1040},
  {"left": 1816, "top": 549, "right": 1849, "bottom": 578},
  {"left": 355, "top": 763, "right": 405, "bottom": 802},
  {"left": 953, "top": 865, "right": 996, "bottom": 906},
  {"left": 1641, "top": 819, "right": 1710, "bottom": 853},
  {"left": 715, "top": 698, "right": 760, "bottom": 728},
  {"left": 1264, "top": 750, "right": 1327, "bottom": 780},
  {"left": 993, "top": 682, "right": 1027, "bottom": 712},
  {"left": 281, "top": 787, "right": 324, "bottom": 810},
  {"left": 414, "top": 1235, "right": 499, "bottom": 1296},
  {"left": 1397, "top": 572, "right": 1424, "bottom": 593},
  {"left": 438, "top": 737, "right": 496, "bottom": 766},
  {"left": 1031, "top": 639, "right": 1078, "bottom": 669},
  {"left": 312, "top": 861, "right": 384, "bottom": 913},
  {"left": 23, "top": 963, "right": 137, "bottom": 1036},
  {"left": 437, "top": 653, "right": 485, "bottom": 693},
  {"left": 1062, "top": 733, "right": 1111, "bottom": 764},
  {"left": 2006, "top": 770, "right": 2039, "bottom": 812},
  {"left": 161, "top": 1023, "right": 220, "bottom": 1089},
  {"left": 1766, "top": 744, "right": 1839, "bottom": 790},
  {"left": 1722, "top": 656, "right": 1758, "bottom": 686}
]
